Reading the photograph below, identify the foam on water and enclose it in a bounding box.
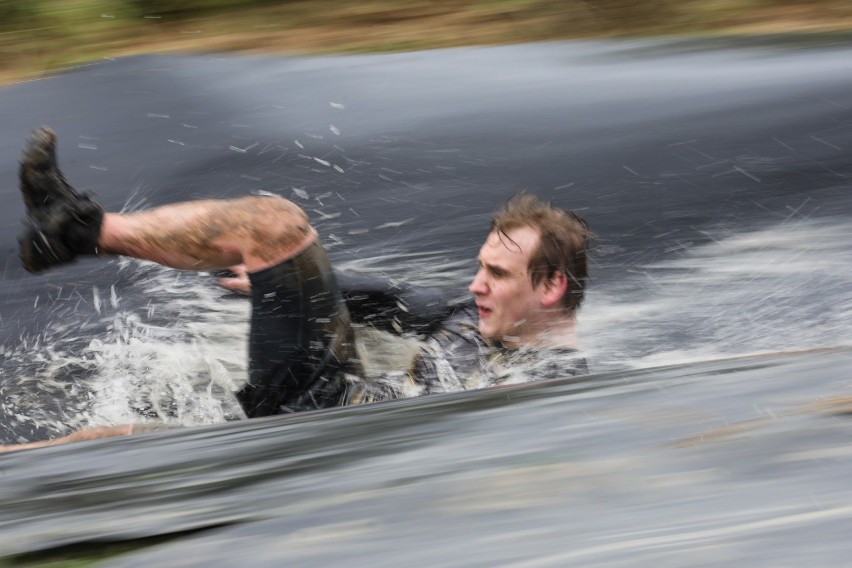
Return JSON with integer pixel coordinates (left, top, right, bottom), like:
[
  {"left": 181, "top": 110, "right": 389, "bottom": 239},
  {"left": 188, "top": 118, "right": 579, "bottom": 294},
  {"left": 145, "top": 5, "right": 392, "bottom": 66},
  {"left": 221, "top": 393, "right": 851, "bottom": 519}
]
[{"left": 90, "top": 261, "right": 250, "bottom": 423}]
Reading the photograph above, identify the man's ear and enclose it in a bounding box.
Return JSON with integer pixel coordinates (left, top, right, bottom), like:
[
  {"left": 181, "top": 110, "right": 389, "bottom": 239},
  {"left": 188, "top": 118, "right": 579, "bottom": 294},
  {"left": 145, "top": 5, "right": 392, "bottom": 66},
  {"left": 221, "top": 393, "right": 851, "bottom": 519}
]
[{"left": 540, "top": 271, "right": 568, "bottom": 308}]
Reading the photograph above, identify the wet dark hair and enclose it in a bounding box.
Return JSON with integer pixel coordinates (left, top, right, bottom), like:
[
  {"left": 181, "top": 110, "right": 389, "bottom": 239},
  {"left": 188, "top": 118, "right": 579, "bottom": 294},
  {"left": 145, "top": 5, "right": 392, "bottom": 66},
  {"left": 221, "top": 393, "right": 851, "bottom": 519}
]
[{"left": 490, "top": 192, "right": 591, "bottom": 313}]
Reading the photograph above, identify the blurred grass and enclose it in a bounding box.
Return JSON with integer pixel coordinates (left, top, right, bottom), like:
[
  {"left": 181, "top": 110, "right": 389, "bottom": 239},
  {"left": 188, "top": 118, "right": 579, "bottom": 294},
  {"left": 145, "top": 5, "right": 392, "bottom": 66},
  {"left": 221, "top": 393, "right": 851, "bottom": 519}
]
[{"left": 2, "top": 0, "right": 852, "bottom": 84}]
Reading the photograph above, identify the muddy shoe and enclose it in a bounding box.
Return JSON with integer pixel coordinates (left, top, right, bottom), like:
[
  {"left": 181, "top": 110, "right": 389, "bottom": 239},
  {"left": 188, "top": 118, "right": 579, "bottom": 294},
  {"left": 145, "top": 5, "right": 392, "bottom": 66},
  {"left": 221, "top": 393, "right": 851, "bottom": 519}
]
[{"left": 18, "top": 126, "right": 104, "bottom": 273}]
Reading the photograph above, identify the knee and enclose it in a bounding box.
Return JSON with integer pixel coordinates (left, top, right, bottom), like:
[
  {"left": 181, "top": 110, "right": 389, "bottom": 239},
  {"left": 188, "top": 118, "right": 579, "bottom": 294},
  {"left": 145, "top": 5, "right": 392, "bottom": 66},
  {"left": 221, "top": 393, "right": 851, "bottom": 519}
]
[
  {"left": 233, "top": 195, "right": 312, "bottom": 235},
  {"left": 229, "top": 195, "right": 317, "bottom": 266},
  {"left": 239, "top": 194, "right": 307, "bottom": 221}
]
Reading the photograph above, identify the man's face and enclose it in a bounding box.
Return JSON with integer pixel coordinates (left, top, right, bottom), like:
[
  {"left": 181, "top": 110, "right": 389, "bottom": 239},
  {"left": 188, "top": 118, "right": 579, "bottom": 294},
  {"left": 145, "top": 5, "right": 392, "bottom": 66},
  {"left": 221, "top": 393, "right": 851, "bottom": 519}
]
[{"left": 469, "top": 227, "right": 549, "bottom": 346}]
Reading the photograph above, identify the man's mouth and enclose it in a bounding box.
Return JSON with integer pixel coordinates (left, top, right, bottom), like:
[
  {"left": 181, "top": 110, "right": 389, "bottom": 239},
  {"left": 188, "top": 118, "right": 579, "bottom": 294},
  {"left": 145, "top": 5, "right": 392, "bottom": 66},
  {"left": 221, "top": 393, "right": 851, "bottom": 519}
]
[{"left": 477, "top": 305, "right": 492, "bottom": 318}]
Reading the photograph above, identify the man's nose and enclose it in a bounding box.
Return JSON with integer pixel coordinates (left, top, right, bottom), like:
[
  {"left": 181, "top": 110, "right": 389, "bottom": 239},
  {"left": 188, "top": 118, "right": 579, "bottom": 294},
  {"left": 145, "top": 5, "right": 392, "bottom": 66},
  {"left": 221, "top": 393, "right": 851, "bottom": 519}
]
[{"left": 469, "top": 270, "right": 487, "bottom": 295}]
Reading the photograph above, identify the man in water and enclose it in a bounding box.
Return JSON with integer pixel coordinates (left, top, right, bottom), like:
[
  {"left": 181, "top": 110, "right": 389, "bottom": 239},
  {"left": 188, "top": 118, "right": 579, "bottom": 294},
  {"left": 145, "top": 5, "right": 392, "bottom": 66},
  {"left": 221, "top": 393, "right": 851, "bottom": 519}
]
[{"left": 4, "top": 126, "right": 591, "bottom": 450}]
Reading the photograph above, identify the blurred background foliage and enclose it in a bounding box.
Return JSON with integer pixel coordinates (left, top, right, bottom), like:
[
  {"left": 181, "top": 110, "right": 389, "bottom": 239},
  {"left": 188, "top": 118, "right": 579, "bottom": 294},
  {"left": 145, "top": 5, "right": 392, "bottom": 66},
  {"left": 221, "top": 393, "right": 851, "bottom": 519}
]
[{"left": 1, "top": 0, "right": 851, "bottom": 82}]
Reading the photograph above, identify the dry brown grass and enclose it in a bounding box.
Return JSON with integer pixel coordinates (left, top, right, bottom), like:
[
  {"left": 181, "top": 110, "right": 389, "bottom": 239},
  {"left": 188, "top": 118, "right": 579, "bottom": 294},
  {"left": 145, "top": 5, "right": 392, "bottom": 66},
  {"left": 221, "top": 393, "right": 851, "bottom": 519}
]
[{"left": 2, "top": 0, "right": 852, "bottom": 86}]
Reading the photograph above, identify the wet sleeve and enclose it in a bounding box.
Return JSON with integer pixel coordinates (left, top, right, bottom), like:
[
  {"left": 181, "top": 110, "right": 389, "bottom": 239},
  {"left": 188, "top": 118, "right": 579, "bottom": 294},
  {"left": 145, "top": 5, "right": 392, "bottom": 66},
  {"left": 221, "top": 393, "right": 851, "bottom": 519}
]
[{"left": 333, "top": 270, "right": 460, "bottom": 336}]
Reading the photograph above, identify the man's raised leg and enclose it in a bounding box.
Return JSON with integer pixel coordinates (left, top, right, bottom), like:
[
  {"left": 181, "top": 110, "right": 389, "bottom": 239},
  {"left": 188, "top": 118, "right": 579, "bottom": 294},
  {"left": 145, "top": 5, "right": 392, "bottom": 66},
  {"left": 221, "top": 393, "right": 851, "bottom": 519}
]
[
  {"left": 17, "top": 126, "right": 360, "bottom": 433},
  {"left": 19, "top": 127, "right": 316, "bottom": 274}
]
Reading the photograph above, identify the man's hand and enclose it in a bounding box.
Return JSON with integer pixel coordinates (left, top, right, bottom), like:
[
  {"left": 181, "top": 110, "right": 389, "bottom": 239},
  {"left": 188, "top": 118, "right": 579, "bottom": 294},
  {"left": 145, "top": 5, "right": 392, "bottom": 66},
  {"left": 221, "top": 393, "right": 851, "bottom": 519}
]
[{"left": 218, "top": 264, "right": 251, "bottom": 295}]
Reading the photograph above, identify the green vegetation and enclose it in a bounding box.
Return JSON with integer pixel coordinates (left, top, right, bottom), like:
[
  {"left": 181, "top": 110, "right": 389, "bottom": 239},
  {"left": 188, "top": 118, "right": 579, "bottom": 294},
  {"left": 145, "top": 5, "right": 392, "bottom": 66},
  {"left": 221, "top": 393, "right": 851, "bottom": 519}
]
[{"left": 1, "top": 0, "right": 851, "bottom": 83}]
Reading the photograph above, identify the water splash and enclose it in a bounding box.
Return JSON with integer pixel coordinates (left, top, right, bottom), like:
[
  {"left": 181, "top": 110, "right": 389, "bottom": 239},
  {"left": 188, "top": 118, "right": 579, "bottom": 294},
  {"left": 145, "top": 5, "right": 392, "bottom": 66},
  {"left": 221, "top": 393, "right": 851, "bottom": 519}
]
[
  {"left": 582, "top": 217, "right": 852, "bottom": 371},
  {"left": 1, "top": 262, "right": 249, "bottom": 443}
]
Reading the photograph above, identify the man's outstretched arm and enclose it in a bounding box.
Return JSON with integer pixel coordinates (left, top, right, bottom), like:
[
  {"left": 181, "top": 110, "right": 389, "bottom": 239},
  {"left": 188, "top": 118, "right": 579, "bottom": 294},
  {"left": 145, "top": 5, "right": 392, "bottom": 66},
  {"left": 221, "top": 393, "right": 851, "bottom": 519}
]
[
  {"left": 219, "top": 265, "right": 461, "bottom": 336},
  {"left": 335, "top": 271, "right": 462, "bottom": 336},
  {"left": 0, "top": 425, "right": 134, "bottom": 453}
]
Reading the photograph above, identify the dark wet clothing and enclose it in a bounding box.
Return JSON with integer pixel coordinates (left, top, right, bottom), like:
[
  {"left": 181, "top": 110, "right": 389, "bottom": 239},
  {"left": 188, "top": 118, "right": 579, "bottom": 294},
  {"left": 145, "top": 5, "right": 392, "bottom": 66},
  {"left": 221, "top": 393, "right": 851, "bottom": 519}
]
[
  {"left": 237, "top": 242, "right": 360, "bottom": 418},
  {"left": 410, "top": 305, "right": 588, "bottom": 395},
  {"left": 237, "top": 243, "right": 588, "bottom": 418}
]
